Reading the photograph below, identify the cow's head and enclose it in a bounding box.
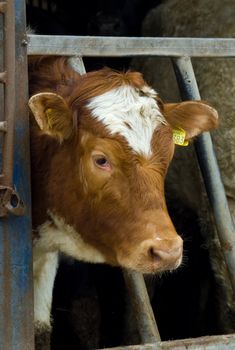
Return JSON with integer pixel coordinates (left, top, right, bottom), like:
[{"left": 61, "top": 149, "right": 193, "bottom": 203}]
[{"left": 29, "top": 66, "right": 218, "bottom": 274}]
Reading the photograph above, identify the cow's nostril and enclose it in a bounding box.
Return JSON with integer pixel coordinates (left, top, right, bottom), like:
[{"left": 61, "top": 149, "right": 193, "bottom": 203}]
[{"left": 149, "top": 247, "right": 162, "bottom": 262}]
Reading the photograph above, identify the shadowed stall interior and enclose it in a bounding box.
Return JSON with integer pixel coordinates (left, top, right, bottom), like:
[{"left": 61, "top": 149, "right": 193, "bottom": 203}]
[{"left": 26, "top": 1, "right": 235, "bottom": 349}]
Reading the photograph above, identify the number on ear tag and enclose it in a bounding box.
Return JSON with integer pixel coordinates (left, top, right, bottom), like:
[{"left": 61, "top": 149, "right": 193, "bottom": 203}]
[{"left": 173, "top": 127, "right": 189, "bottom": 146}]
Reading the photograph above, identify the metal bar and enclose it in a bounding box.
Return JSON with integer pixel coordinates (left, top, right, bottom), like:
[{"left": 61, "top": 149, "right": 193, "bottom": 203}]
[
  {"left": 1, "top": 0, "right": 15, "bottom": 188},
  {"left": 0, "top": 0, "right": 25, "bottom": 216},
  {"left": 68, "top": 56, "right": 86, "bottom": 75},
  {"left": 172, "top": 56, "right": 235, "bottom": 290},
  {"left": 101, "top": 333, "right": 235, "bottom": 350},
  {"left": 27, "top": 35, "right": 235, "bottom": 57},
  {"left": 0, "top": 0, "right": 34, "bottom": 349},
  {"left": 123, "top": 271, "right": 161, "bottom": 344}
]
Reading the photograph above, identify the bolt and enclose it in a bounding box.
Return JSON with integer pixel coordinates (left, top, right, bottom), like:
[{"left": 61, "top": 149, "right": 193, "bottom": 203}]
[{"left": 21, "top": 39, "right": 28, "bottom": 46}]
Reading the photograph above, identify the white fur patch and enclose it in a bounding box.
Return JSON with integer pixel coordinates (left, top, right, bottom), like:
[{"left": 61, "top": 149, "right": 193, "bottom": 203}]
[
  {"left": 37, "top": 212, "right": 106, "bottom": 264},
  {"left": 87, "top": 85, "right": 166, "bottom": 157},
  {"left": 33, "top": 213, "right": 106, "bottom": 328},
  {"left": 34, "top": 250, "right": 58, "bottom": 328}
]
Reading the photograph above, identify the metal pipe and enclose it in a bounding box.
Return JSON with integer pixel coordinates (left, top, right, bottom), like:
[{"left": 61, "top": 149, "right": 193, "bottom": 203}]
[
  {"left": 27, "top": 35, "right": 235, "bottom": 57},
  {"left": 2, "top": 0, "right": 15, "bottom": 187},
  {"left": 68, "top": 56, "right": 86, "bottom": 75},
  {"left": 101, "top": 333, "right": 235, "bottom": 350},
  {"left": 172, "top": 56, "right": 235, "bottom": 290},
  {"left": 0, "top": 0, "right": 25, "bottom": 217},
  {"left": 123, "top": 270, "right": 161, "bottom": 345}
]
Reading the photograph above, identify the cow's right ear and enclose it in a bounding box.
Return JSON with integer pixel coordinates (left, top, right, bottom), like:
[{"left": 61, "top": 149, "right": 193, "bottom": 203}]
[{"left": 28, "top": 92, "right": 73, "bottom": 142}]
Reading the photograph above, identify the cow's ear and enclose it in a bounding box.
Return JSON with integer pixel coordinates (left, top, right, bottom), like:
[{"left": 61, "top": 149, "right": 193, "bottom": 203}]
[
  {"left": 28, "top": 92, "right": 73, "bottom": 142},
  {"left": 163, "top": 101, "right": 219, "bottom": 141}
]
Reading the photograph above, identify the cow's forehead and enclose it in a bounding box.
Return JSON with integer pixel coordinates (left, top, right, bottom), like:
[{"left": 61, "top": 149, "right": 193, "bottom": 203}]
[{"left": 87, "top": 85, "right": 166, "bottom": 157}]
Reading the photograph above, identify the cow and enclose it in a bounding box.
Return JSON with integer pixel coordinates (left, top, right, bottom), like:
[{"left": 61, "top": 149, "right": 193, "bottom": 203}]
[{"left": 28, "top": 56, "right": 218, "bottom": 345}]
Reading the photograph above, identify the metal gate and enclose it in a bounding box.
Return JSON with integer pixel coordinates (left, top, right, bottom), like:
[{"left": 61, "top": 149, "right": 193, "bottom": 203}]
[{"left": 1, "top": 0, "right": 235, "bottom": 349}]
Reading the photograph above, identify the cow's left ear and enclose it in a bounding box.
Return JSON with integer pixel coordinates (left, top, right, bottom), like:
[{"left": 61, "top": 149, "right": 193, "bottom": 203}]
[
  {"left": 28, "top": 92, "right": 73, "bottom": 142},
  {"left": 163, "top": 101, "right": 219, "bottom": 141}
]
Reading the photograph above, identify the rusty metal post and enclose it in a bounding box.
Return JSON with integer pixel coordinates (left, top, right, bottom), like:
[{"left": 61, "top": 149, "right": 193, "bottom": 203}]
[
  {"left": 0, "top": 0, "right": 25, "bottom": 217},
  {"left": 2, "top": 0, "right": 15, "bottom": 188},
  {"left": 123, "top": 270, "right": 161, "bottom": 345},
  {"left": 0, "top": 0, "right": 34, "bottom": 349},
  {"left": 172, "top": 56, "right": 235, "bottom": 291}
]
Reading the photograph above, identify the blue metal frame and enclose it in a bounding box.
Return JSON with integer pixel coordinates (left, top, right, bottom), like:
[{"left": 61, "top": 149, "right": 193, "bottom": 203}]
[{"left": 0, "top": 1, "right": 34, "bottom": 349}]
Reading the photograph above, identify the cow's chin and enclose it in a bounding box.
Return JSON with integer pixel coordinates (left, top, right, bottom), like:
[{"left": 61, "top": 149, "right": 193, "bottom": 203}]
[{"left": 116, "top": 254, "right": 183, "bottom": 275}]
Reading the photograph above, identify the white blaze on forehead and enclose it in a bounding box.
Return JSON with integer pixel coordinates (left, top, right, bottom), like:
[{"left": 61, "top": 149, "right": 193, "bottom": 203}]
[{"left": 87, "top": 85, "right": 166, "bottom": 156}]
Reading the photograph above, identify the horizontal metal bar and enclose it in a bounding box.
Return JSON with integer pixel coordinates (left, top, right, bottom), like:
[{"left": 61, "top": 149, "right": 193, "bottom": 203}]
[
  {"left": 172, "top": 56, "right": 235, "bottom": 290},
  {"left": 27, "top": 35, "right": 235, "bottom": 57},
  {"left": 0, "top": 71, "right": 6, "bottom": 83},
  {"left": 101, "top": 333, "right": 235, "bottom": 349},
  {"left": 123, "top": 270, "right": 161, "bottom": 344},
  {"left": 0, "top": 2, "right": 6, "bottom": 14}
]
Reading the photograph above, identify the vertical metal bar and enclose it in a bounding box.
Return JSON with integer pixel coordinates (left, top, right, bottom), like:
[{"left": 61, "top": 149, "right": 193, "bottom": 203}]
[
  {"left": 0, "top": 0, "right": 34, "bottom": 349},
  {"left": 123, "top": 270, "right": 161, "bottom": 345},
  {"left": 2, "top": 0, "right": 15, "bottom": 187},
  {"left": 0, "top": 0, "right": 25, "bottom": 218},
  {"left": 172, "top": 56, "right": 235, "bottom": 290},
  {"left": 68, "top": 56, "right": 86, "bottom": 74}
]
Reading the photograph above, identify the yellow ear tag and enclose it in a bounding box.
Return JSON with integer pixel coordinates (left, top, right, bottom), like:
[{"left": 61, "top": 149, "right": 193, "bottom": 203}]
[{"left": 173, "top": 127, "right": 189, "bottom": 146}]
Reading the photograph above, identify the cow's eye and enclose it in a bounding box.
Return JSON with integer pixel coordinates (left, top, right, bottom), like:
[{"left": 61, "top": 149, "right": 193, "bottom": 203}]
[
  {"left": 92, "top": 153, "right": 111, "bottom": 171},
  {"left": 95, "top": 157, "right": 108, "bottom": 166}
]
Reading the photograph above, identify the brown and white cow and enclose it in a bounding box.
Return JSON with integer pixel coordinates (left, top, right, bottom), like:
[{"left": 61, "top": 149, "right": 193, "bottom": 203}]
[{"left": 28, "top": 56, "right": 218, "bottom": 334}]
